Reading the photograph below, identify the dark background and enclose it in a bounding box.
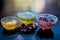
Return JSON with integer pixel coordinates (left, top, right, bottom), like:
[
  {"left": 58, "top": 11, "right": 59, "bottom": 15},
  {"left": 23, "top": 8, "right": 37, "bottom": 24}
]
[
  {"left": 0, "top": 0, "right": 60, "bottom": 20},
  {"left": 0, "top": 0, "right": 4, "bottom": 19}
]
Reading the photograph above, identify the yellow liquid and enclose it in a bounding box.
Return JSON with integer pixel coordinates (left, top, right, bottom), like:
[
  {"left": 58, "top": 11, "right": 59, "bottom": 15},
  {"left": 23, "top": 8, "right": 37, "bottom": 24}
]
[
  {"left": 18, "top": 17, "right": 35, "bottom": 25},
  {"left": 2, "top": 20, "right": 18, "bottom": 30}
]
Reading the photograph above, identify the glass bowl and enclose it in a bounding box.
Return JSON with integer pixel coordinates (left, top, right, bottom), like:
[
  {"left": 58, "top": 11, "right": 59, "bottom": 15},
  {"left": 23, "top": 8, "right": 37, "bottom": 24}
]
[{"left": 36, "top": 14, "right": 58, "bottom": 30}]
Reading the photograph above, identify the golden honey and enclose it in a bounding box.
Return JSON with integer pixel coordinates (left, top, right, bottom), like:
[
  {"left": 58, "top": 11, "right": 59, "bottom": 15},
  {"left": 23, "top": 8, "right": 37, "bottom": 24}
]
[
  {"left": 1, "top": 16, "right": 18, "bottom": 30},
  {"left": 17, "top": 11, "right": 36, "bottom": 25},
  {"left": 18, "top": 17, "right": 35, "bottom": 25}
]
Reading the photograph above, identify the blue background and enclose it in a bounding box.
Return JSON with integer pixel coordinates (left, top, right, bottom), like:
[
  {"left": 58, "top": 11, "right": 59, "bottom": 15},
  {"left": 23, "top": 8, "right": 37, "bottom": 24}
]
[{"left": 0, "top": 21, "right": 60, "bottom": 40}]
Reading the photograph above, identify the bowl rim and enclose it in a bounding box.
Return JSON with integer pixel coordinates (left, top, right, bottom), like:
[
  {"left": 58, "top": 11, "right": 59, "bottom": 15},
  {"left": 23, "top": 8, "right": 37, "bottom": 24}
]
[
  {"left": 36, "top": 14, "right": 58, "bottom": 24},
  {"left": 1, "top": 16, "right": 18, "bottom": 24},
  {"left": 17, "top": 11, "right": 37, "bottom": 19}
]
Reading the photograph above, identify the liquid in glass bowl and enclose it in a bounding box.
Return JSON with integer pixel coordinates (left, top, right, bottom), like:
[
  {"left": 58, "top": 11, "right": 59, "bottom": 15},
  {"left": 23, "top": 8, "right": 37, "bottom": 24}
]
[
  {"left": 36, "top": 14, "right": 58, "bottom": 30},
  {"left": 1, "top": 16, "right": 18, "bottom": 30},
  {"left": 17, "top": 11, "right": 36, "bottom": 25}
]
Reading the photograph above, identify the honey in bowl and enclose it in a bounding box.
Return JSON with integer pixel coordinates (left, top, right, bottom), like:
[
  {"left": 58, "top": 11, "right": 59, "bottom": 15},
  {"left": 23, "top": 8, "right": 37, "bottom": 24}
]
[
  {"left": 1, "top": 16, "right": 18, "bottom": 30},
  {"left": 17, "top": 11, "right": 36, "bottom": 25}
]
